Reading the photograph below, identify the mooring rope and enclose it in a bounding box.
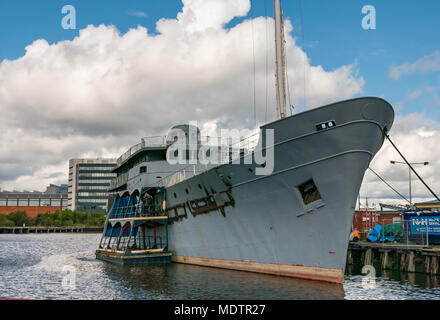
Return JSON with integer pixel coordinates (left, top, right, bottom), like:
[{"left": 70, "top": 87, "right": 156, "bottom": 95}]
[
  {"left": 367, "top": 167, "right": 411, "bottom": 204},
  {"left": 384, "top": 133, "right": 440, "bottom": 202}
]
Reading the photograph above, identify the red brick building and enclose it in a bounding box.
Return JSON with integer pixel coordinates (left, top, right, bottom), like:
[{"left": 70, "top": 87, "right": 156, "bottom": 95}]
[
  {"left": 0, "top": 206, "right": 62, "bottom": 218},
  {"left": 377, "top": 211, "right": 402, "bottom": 226},
  {"left": 0, "top": 185, "right": 68, "bottom": 218}
]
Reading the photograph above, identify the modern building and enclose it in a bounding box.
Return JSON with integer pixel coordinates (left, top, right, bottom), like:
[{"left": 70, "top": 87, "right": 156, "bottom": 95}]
[
  {"left": 0, "top": 184, "right": 68, "bottom": 218},
  {"left": 68, "top": 159, "right": 117, "bottom": 212}
]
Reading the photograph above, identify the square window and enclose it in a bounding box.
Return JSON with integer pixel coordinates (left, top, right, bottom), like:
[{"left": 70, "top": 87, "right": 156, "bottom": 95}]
[{"left": 298, "top": 179, "right": 321, "bottom": 205}]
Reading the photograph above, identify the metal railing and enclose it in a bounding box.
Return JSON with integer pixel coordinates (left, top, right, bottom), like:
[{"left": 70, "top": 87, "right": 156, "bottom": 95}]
[
  {"left": 153, "top": 132, "right": 261, "bottom": 188},
  {"left": 105, "top": 234, "right": 167, "bottom": 251},
  {"left": 117, "top": 136, "right": 168, "bottom": 166},
  {"left": 199, "top": 133, "right": 260, "bottom": 154},
  {"left": 108, "top": 204, "right": 164, "bottom": 220},
  {"left": 111, "top": 131, "right": 262, "bottom": 191},
  {"left": 115, "top": 132, "right": 261, "bottom": 167},
  {"left": 109, "top": 172, "right": 129, "bottom": 190}
]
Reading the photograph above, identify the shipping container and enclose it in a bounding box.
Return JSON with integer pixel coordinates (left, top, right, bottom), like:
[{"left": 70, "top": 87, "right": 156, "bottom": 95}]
[{"left": 402, "top": 210, "right": 440, "bottom": 244}]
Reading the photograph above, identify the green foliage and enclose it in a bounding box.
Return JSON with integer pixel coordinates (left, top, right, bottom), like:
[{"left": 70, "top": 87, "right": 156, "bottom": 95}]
[
  {"left": 8, "top": 211, "right": 31, "bottom": 226},
  {"left": 0, "top": 210, "right": 106, "bottom": 227},
  {"left": 0, "top": 214, "right": 14, "bottom": 227}
]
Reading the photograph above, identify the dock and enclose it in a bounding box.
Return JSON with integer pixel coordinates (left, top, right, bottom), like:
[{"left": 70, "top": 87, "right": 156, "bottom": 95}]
[
  {"left": 95, "top": 248, "right": 172, "bottom": 265},
  {"left": 0, "top": 226, "right": 103, "bottom": 234},
  {"left": 96, "top": 186, "right": 172, "bottom": 265},
  {"left": 347, "top": 241, "right": 440, "bottom": 275}
]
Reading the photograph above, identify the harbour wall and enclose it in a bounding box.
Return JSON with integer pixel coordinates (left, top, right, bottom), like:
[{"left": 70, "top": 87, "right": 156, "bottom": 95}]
[
  {"left": 0, "top": 226, "right": 103, "bottom": 234},
  {"left": 347, "top": 241, "right": 440, "bottom": 275}
]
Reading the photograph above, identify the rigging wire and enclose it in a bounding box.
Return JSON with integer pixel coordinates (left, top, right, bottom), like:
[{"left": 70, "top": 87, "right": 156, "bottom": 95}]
[
  {"left": 384, "top": 133, "right": 440, "bottom": 202},
  {"left": 368, "top": 132, "right": 440, "bottom": 206},
  {"left": 367, "top": 167, "right": 411, "bottom": 204}
]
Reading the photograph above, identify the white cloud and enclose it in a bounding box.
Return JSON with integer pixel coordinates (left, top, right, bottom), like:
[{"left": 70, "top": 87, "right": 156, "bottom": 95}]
[
  {"left": 408, "top": 89, "right": 424, "bottom": 100},
  {"left": 360, "top": 113, "right": 440, "bottom": 207},
  {"left": 0, "top": 0, "right": 364, "bottom": 191},
  {"left": 389, "top": 51, "right": 440, "bottom": 80},
  {"left": 127, "top": 10, "right": 148, "bottom": 18}
]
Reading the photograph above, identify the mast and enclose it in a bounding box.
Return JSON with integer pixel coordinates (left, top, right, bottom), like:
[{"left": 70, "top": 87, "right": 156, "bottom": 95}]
[{"left": 274, "top": 0, "right": 287, "bottom": 119}]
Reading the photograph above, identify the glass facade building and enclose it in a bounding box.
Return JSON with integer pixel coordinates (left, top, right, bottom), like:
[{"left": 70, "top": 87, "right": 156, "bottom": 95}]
[{"left": 68, "top": 159, "right": 117, "bottom": 212}]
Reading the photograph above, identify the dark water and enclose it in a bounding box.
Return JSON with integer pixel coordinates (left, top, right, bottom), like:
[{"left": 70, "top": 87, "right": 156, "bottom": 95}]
[{"left": 0, "top": 234, "right": 439, "bottom": 300}]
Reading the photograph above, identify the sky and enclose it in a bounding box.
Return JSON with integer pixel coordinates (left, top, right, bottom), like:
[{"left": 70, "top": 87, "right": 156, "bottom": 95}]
[{"left": 0, "top": 0, "right": 439, "bottom": 207}]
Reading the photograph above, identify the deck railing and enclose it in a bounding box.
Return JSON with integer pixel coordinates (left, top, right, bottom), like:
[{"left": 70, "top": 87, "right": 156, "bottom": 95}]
[
  {"left": 117, "top": 136, "right": 168, "bottom": 166},
  {"left": 109, "top": 172, "right": 129, "bottom": 190},
  {"left": 115, "top": 132, "right": 260, "bottom": 167},
  {"left": 108, "top": 204, "right": 164, "bottom": 220},
  {"left": 158, "top": 132, "right": 261, "bottom": 187},
  {"left": 111, "top": 131, "right": 261, "bottom": 189}
]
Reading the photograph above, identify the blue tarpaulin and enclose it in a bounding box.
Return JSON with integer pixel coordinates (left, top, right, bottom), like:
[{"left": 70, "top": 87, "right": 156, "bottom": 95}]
[
  {"left": 367, "top": 223, "right": 403, "bottom": 243},
  {"left": 367, "top": 225, "right": 382, "bottom": 242}
]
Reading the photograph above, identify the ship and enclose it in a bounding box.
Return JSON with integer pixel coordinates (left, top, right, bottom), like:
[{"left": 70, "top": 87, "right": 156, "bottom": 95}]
[{"left": 95, "top": 0, "right": 394, "bottom": 283}]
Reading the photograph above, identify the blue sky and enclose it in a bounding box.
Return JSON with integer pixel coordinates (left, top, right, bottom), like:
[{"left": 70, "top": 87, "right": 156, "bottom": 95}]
[
  {"left": 0, "top": 0, "right": 439, "bottom": 201},
  {"left": 0, "top": 0, "right": 439, "bottom": 121}
]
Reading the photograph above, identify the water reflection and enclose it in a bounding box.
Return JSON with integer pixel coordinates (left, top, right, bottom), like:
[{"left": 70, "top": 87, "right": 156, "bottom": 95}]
[
  {"left": 344, "top": 262, "right": 440, "bottom": 300},
  {"left": 101, "top": 262, "right": 345, "bottom": 300},
  {"left": 1, "top": 234, "right": 440, "bottom": 300}
]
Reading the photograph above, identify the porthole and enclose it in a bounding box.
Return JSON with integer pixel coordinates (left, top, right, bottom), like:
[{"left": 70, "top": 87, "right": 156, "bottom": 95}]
[
  {"left": 173, "top": 193, "right": 177, "bottom": 198},
  {"left": 185, "top": 188, "right": 189, "bottom": 194},
  {"left": 198, "top": 184, "right": 202, "bottom": 190}
]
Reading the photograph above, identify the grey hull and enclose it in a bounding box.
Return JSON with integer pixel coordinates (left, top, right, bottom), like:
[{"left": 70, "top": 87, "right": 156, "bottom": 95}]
[{"left": 163, "top": 97, "right": 394, "bottom": 282}]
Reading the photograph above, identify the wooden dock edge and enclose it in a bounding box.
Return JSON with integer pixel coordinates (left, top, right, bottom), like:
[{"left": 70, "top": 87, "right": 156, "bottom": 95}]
[{"left": 347, "top": 241, "right": 440, "bottom": 275}]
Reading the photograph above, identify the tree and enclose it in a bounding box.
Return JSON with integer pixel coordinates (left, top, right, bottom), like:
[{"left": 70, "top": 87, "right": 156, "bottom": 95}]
[
  {"left": 8, "top": 211, "right": 30, "bottom": 226},
  {"left": 0, "top": 215, "right": 15, "bottom": 227}
]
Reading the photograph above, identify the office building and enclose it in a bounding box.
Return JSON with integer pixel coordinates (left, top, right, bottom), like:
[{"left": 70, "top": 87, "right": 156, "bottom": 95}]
[{"left": 68, "top": 159, "right": 117, "bottom": 212}]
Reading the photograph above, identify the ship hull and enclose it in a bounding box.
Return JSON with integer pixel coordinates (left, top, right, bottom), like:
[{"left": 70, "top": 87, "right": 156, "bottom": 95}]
[
  {"left": 164, "top": 97, "right": 394, "bottom": 283},
  {"left": 172, "top": 256, "right": 344, "bottom": 283}
]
